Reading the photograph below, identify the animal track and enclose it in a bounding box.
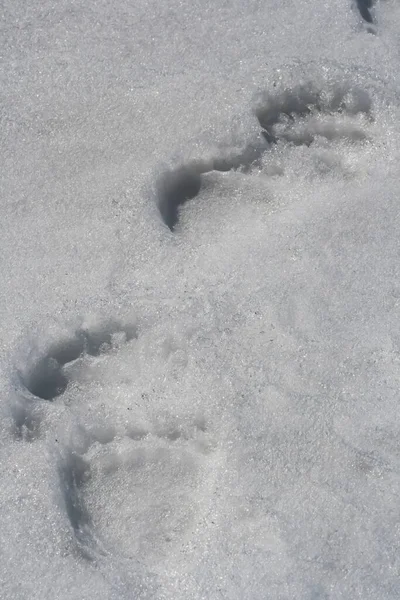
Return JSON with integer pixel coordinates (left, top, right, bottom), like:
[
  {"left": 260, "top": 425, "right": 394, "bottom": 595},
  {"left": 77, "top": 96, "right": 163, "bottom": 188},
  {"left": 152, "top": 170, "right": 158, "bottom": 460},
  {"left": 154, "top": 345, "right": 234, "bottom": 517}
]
[
  {"left": 60, "top": 419, "right": 214, "bottom": 560},
  {"left": 19, "top": 318, "right": 136, "bottom": 401},
  {"left": 157, "top": 81, "right": 372, "bottom": 230},
  {"left": 13, "top": 316, "right": 220, "bottom": 565},
  {"left": 11, "top": 318, "right": 136, "bottom": 441}
]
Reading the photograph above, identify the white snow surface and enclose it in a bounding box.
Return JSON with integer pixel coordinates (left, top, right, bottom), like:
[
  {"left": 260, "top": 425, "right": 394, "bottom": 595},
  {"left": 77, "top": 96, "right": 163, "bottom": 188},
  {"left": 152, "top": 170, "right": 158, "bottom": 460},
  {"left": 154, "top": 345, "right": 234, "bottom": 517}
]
[{"left": 1, "top": 1, "right": 400, "bottom": 598}]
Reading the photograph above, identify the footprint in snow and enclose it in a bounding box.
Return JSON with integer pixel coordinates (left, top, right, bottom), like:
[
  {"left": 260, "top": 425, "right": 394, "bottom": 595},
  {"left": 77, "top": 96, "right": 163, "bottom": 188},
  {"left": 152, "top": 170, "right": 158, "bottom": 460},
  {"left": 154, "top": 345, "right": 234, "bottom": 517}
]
[
  {"left": 156, "top": 81, "right": 373, "bottom": 231},
  {"left": 12, "top": 316, "right": 219, "bottom": 563},
  {"left": 60, "top": 415, "right": 214, "bottom": 561},
  {"left": 11, "top": 317, "right": 136, "bottom": 441}
]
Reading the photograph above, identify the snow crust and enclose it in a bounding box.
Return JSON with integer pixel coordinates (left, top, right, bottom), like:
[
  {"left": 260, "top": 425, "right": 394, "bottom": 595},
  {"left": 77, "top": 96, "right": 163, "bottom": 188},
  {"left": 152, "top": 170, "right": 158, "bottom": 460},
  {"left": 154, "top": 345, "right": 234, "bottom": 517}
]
[{"left": 1, "top": 1, "right": 400, "bottom": 598}]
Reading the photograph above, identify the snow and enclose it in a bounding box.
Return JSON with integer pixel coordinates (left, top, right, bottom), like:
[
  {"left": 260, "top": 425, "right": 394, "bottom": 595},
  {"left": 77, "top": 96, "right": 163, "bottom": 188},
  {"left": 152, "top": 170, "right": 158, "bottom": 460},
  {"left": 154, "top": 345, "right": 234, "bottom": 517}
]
[{"left": 1, "top": 1, "right": 400, "bottom": 598}]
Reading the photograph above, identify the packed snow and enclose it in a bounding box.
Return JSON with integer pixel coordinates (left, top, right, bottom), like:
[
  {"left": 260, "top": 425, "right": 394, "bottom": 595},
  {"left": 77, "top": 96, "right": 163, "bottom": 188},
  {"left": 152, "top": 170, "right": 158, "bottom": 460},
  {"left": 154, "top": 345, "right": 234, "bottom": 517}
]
[{"left": 1, "top": 1, "right": 400, "bottom": 599}]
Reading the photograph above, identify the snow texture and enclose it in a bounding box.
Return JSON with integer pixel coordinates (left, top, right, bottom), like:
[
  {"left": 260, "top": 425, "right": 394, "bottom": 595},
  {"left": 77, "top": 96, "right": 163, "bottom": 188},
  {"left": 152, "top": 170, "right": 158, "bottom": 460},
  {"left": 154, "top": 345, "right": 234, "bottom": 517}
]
[{"left": 1, "top": 1, "right": 400, "bottom": 599}]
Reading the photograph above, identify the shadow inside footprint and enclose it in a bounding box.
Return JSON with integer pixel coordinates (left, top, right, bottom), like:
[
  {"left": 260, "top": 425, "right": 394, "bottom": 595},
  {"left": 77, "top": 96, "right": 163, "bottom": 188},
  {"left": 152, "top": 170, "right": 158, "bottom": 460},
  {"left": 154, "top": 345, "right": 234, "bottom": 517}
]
[
  {"left": 356, "top": 0, "right": 374, "bottom": 24},
  {"left": 60, "top": 452, "right": 91, "bottom": 533},
  {"left": 59, "top": 450, "right": 102, "bottom": 558},
  {"left": 157, "top": 140, "right": 269, "bottom": 230},
  {"left": 27, "top": 336, "right": 85, "bottom": 400},
  {"left": 28, "top": 358, "right": 69, "bottom": 400},
  {"left": 157, "top": 167, "right": 202, "bottom": 230}
]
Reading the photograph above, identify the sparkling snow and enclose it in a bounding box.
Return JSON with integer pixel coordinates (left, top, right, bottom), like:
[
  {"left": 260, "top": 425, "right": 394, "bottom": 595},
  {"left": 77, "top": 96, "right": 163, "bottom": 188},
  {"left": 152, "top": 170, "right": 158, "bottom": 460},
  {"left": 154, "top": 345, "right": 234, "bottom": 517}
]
[{"left": 1, "top": 1, "right": 400, "bottom": 599}]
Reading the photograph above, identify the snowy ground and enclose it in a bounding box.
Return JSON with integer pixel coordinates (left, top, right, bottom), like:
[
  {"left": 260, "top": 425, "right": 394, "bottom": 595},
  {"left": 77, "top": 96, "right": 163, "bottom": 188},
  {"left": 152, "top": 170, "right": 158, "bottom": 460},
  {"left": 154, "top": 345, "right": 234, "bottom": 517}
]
[{"left": 1, "top": 1, "right": 400, "bottom": 599}]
